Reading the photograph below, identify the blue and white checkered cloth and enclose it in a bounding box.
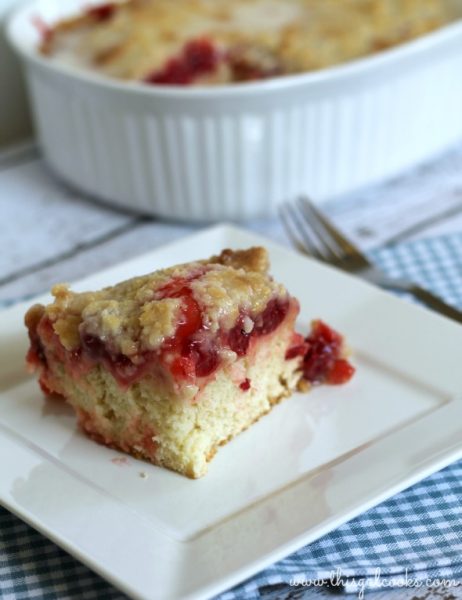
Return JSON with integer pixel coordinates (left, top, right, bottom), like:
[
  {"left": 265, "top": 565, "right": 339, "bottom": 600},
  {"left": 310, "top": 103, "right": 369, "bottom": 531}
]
[{"left": 2, "top": 233, "right": 462, "bottom": 600}]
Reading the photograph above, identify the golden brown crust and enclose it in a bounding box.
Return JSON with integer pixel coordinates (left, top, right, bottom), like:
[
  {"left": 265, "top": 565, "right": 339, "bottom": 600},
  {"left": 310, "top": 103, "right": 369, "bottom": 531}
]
[
  {"left": 210, "top": 247, "right": 270, "bottom": 274},
  {"left": 296, "top": 378, "right": 311, "bottom": 393},
  {"left": 24, "top": 303, "right": 45, "bottom": 332}
]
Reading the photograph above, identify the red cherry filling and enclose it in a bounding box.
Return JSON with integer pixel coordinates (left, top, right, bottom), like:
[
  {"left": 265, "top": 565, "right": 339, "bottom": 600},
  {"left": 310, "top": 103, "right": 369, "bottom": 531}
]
[
  {"left": 328, "top": 358, "right": 356, "bottom": 385},
  {"left": 144, "top": 38, "right": 221, "bottom": 85},
  {"left": 170, "top": 355, "right": 196, "bottom": 381},
  {"left": 285, "top": 332, "right": 308, "bottom": 360},
  {"left": 227, "top": 314, "right": 251, "bottom": 357},
  {"left": 253, "top": 298, "right": 289, "bottom": 335},
  {"left": 239, "top": 378, "right": 251, "bottom": 391},
  {"left": 81, "top": 332, "right": 106, "bottom": 360},
  {"left": 163, "top": 295, "right": 289, "bottom": 381},
  {"left": 227, "top": 298, "right": 290, "bottom": 357},
  {"left": 81, "top": 333, "right": 143, "bottom": 386},
  {"left": 175, "top": 296, "right": 202, "bottom": 343},
  {"left": 302, "top": 320, "right": 355, "bottom": 385},
  {"left": 158, "top": 279, "right": 203, "bottom": 353},
  {"left": 158, "top": 281, "right": 220, "bottom": 380},
  {"left": 29, "top": 286, "right": 293, "bottom": 389},
  {"left": 86, "top": 3, "right": 117, "bottom": 21},
  {"left": 183, "top": 337, "right": 220, "bottom": 378},
  {"left": 168, "top": 335, "right": 220, "bottom": 381},
  {"left": 167, "top": 296, "right": 289, "bottom": 381},
  {"left": 142, "top": 36, "right": 287, "bottom": 86}
]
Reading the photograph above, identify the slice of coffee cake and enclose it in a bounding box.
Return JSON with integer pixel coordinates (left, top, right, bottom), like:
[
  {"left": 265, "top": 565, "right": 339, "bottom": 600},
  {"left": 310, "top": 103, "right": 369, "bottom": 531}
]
[{"left": 25, "top": 247, "right": 315, "bottom": 478}]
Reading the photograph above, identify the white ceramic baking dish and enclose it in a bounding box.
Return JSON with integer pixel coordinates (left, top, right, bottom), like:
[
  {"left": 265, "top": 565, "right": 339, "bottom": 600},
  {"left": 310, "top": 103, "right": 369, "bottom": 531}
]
[{"left": 7, "top": 0, "right": 462, "bottom": 221}]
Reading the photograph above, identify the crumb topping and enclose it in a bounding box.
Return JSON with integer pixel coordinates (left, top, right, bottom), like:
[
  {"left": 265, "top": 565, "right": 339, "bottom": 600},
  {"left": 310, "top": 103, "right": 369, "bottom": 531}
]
[
  {"left": 139, "top": 298, "right": 182, "bottom": 350},
  {"left": 26, "top": 247, "right": 285, "bottom": 356},
  {"left": 40, "top": 0, "right": 454, "bottom": 86},
  {"left": 191, "top": 267, "right": 285, "bottom": 332},
  {"left": 209, "top": 246, "right": 270, "bottom": 273}
]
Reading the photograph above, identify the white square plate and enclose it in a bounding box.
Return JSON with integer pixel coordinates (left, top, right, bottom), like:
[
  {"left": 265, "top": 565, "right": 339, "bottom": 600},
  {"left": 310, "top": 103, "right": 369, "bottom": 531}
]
[{"left": 1, "top": 224, "right": 462, "bottom": 600}]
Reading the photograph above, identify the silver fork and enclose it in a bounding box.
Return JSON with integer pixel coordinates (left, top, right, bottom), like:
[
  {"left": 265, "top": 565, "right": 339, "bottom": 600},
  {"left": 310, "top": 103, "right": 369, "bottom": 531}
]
[{"left": 280, "top": 197, "right": 462, "bottom": 324}]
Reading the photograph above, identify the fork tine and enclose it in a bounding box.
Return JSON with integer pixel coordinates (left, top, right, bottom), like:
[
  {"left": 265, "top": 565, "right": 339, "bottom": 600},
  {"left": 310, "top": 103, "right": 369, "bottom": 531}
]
[
  {"left": 299, "top": 197, "right": 369, "bottom": 267},
  {"left": 290, "top": 201, "right": 339, "bottom": 263},
  {"left": 279, "top": 204, "right": 306, "bottom": 254},
  {"left": 279, "top": 203, "right": 324, "bottom": 260},
  {"left": 296, "top": 197, "right": 345, "bottom": 260}
]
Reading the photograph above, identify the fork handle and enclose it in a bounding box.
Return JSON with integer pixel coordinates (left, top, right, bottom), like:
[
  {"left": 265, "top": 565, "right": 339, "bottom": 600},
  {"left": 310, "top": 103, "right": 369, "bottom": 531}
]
[
  {"left": 408, "top": 285, "right": 462, "bottom": 324},
  {"left": 380, "top": 279, "right": 462, "bottom": 324}
]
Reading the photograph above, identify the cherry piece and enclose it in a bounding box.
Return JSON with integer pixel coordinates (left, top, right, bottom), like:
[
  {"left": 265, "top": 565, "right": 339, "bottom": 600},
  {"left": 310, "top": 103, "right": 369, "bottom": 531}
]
[
  {"left": 170, "top": 355, "right": 196, "bottom": 381},
  {"left": 183, "top": 337, "right": 220, "bottom": 378},
  {"left": 227, "top": 314, "right": 251, "bottom": 357},
  {"left": 327, "top": 358, "right": 356, "bottom": 385},
  {"left": 81, "top": 333, "right": 106, "bottom": 360},
  {"left": 177, "top": 296, "right": 202, "bottom": 341},
  {"left": 159, "top": 282, "right": 219, "bottom": 379},
  {"left": 144, "top": 38, "right": 220, "bottom": 86},
  {"left": 158, "top": 282, "right": 203, "bottom": 355},
  {"left": 253, "top": 298, "right": 289, "bottom": 336},
  {"left": 285, "top": 332, "right": 308, "bottom": 360},
  {"left": 239, "top": 378, "right": 251, "bottom": 391},
  {"left": 86, "top": 3, "right": 116, "bottom": 21},
  {"left": 302, "top": 320, "right": 355, "bottom": 385}
]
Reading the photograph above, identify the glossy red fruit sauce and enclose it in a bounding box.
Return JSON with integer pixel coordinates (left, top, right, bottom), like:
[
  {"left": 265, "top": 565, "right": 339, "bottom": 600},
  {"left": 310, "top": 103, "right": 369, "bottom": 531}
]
[
  {"left": 159, "top": 283, "right": 291, "bottom": 382},
  {"left": 157, "top": 278, "right": 220, "bottom": 381},
  {"left": 91, "top": 292, "right": 288, "bottom": 385},
  {"left": 284, "top": 332, "right": 308, "bottom": 360},
  {"left": 144, "top": 38, "right": 221, "bottom": 85},
  {"left": 302, "top": 320, "right": 355, "bottom": 385},
  {"left": 143, "top": 37, "right": 284, "bottom": 86},
  {"left": 81, "top": 333, "right": 143, "bottom": 385},
  {"left": 227, "top": 298, "right": 290, "bottom": 357}
]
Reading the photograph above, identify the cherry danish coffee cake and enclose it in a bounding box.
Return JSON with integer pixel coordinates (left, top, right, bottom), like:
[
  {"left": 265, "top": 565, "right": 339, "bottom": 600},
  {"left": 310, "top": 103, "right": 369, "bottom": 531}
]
[{"left": 25, "top": 247, "right": 354, "bottom": 478}]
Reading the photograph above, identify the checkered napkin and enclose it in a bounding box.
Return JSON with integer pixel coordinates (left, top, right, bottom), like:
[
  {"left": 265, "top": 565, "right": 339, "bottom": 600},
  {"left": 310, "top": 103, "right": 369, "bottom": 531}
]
[{"left": 2, "top": 234, "right": 462, "bottom": 600}]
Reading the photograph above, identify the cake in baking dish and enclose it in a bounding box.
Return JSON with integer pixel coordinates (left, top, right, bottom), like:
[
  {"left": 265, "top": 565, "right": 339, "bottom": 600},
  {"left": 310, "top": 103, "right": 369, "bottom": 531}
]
[
  {"left": 25, "top": 247, "right": 354, "bottom": 478},
  {"left": 37, "top": 0, "right": 454, "bottom": 86}
]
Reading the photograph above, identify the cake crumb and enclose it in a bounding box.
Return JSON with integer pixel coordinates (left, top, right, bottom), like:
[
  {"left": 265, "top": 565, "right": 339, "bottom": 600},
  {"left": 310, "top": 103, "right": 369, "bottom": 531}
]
[
  {"left": 297, "top": 378, "right": 311, "bottom": 393},
  {"left": 139, "top": 471, "right": 148, "bottom": 479}
]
